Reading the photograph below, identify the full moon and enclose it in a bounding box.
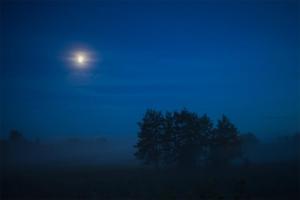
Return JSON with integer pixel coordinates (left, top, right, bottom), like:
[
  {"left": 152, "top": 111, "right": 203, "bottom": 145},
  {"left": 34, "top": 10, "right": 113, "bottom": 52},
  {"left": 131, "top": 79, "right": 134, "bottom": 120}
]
[
  {"left": 66, "top": 46, "right": 98, "bottom": 70},
  {"left": 71, "top": 51, "right": 90, "bottom": 68},
  {"left": 76, "top": 54, "right": 86, "bottom": 64}
]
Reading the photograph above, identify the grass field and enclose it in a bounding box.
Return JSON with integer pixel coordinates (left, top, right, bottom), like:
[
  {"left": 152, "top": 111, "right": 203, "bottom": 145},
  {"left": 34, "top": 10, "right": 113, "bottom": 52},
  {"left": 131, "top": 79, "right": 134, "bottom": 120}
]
[{"left": 1, "top": 160, "right": 299, "bottom": 200}]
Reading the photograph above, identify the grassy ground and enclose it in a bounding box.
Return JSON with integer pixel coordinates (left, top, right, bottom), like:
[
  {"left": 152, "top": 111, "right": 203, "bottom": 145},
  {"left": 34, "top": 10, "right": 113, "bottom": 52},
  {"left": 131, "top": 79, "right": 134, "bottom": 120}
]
[{"left": 1, "top": 161, "right": 299, "bottom": 200}]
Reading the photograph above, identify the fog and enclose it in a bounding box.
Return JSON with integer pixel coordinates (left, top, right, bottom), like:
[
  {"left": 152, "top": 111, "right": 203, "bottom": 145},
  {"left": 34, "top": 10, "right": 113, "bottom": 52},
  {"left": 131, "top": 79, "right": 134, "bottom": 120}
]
[
  {"left": 1, "top": 136, "right": 137, "bottom": 168},
  {"left": 1, "top": 133, "right": 299, "bottom": 168},
  {"left": 1, "top": 132, "right": 299, "bottom": 199},
  {"left": 244, "top": 137, "right": 299, "bottom": 163}
]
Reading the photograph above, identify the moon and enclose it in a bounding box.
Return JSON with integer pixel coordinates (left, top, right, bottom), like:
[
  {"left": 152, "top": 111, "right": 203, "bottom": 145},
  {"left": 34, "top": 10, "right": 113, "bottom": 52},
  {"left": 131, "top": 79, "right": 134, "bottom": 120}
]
[
  {"left": 76, "top": 53, "right": 86, "bottom": 65},
  {"left": 72, "top": 51, "right": 90, "bottom": 68},
  {"left": 65, "top": 46, "right": 98, "bottom": 70}
]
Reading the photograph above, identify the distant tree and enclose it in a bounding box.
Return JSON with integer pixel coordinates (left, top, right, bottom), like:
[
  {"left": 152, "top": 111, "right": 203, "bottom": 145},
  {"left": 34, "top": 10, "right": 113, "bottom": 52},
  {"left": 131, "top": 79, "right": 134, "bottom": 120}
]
[
  {"left": 135, "top": 109, "right": 164, "bottom": 168},
  {"left": 9, "top": 129, "right": 25, "bottom": 143},
  {"left": 66, "top": 137, "right": 81, "bottom": 144},
  {"left": 240, "top": 132, "right": 259, "bottom": 147},
  {"left": 239, "top": 132, "right": 259, "bottom": 165},
  {"left": 209, "top": 115, "right": 242, "bottom": 167}
]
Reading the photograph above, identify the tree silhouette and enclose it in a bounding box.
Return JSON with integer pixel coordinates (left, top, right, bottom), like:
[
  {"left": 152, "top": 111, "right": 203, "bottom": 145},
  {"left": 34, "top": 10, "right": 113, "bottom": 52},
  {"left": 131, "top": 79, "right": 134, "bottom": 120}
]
[
  {"left": 197, "top": 114, "right": 214, "bottom": 165},
  {"left": 9, "top": 129, "right": 25, "bottom": 143},
  {"left": 210, "top": 115, "right": 242, "bottom": 167},
  {"left": 161, "top": 111, "right": 176, "bottom": 165},
  {"left": 135, "top": 110, "right": 243, "bottom": 168},
  {"left": 170, "top": 109, "right": 211, "bottom": 168},
  {"left": 134, "top": 109, "right": 164, "bottom": 168},
  {"left": 166, "top": 109, "right": 200, "bottom": 167}
]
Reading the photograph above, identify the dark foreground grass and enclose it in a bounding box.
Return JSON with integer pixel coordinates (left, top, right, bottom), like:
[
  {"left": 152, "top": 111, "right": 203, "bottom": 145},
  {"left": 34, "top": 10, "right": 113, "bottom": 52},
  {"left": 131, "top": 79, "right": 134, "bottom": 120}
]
[{"left": 1, "top": 161, "right": 299, "bottom": 200}]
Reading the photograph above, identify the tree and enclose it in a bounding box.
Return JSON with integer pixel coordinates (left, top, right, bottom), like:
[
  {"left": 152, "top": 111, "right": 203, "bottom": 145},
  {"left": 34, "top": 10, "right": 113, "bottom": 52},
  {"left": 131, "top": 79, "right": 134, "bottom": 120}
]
[
  {"left": 134, "top": 109, "right": 164, "bottom": 168},
  {"left": 9, "top": 129, "right": 25, "bottom": 143},
  {"left": 170, "top": 109, "right": 210, "bottom": 167},
  {"left": 161, "top": 110, "right": 213, "bottom": 167},
  {"left": 169, "top": 109, "right": 196, "bottom": 167},
  {"left": 161, "top": 111, "right": 176, "bottom": 165},
  {"left": 210, "top": 115, "right": 242, "bottom": 166},
  {"left": 197, "top": 114, "right": 214, "bottom": 165},
  {"left": 135, "top": 109, "right": 242, "bottom": 169}
]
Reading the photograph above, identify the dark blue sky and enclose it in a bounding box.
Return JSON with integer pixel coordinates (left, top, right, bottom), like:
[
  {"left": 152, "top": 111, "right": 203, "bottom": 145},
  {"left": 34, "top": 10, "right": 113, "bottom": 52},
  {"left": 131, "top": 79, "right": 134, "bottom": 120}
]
[{"left": 1, "top": 0, "right": 299, "bottom": 140}]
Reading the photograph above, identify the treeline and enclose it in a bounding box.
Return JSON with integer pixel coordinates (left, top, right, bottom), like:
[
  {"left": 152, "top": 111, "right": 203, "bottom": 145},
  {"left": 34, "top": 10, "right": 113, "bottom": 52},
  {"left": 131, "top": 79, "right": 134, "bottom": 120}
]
[
  {"left": 0, "top": 129, "right": 108, "bottom": 146},
  {"left": 135, "top": 109, "right": 245, "bottom": 168}
]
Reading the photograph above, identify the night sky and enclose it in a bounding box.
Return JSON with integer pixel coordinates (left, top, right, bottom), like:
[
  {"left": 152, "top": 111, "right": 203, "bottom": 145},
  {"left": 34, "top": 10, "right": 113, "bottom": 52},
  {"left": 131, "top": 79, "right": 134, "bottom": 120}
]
[{"left": 1, "top": 0, "right": 299, "bottom": 140}]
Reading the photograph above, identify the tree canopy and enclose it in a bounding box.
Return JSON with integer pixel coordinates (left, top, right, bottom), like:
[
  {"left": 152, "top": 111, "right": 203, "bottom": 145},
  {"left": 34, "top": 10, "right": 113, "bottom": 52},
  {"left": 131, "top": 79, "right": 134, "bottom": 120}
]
[{"left": 135, "top": 109, "right": 242, "bottom": 168}]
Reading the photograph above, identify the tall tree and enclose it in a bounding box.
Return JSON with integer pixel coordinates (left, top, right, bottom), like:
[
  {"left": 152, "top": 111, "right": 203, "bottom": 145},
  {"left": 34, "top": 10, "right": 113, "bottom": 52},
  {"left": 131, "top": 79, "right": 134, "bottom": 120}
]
[
  {"left": 210, "top": 115, "right": 242, "bottom": 166},
  {"left": 161, "top": 111, "right": 176, "bottom": 165},
  {"left": 134, "top": 109, "right": 164, "bottom": 168},
  {"left": 197, "top": 114, "right": 214, "bottom": 165},
  {"left": 172, "top": 109, "right": 203, "bottom": 167},
  {"left": 161, "top": 111, "right": 213, "bottom": 167}
]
